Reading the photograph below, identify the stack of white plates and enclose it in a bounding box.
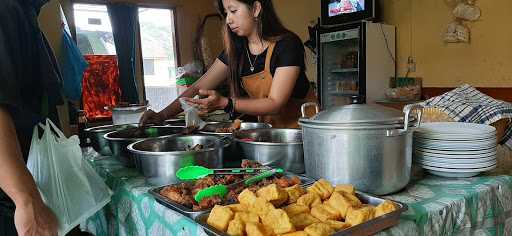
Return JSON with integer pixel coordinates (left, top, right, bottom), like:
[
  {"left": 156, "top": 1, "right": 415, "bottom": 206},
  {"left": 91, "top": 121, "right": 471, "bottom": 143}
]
[{"left": 413, "top": 122, "right": 497, "bottom": 178}]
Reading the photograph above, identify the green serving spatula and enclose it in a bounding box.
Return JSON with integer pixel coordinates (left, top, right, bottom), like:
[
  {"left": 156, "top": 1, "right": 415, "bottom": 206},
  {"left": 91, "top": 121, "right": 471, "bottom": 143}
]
[
  {"left": 193, "top": 168, "right": 284, "bottom": 202},
  {"left": 176, "top": 165, "right": 269, "bottom": 180}
]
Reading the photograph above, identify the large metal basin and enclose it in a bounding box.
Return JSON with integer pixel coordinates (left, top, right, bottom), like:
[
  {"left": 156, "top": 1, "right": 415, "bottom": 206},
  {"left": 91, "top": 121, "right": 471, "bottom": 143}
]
[
  {"left": 84, "top": 123, "right": 137, "bottom": 156},
  {"left": 104, "top": 126, "right": 184, "bottom": 167},
  {"left": 233, "top": 129, "right": 304, "bottom": 174},
  {"left": 127, "top": 135, "right": 226, "bottom": 185}
]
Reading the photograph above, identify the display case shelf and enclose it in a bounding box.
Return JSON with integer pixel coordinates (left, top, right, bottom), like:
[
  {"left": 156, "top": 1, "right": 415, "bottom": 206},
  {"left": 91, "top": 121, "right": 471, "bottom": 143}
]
[{"left": 331, "top": 68, "right": 359, "bottom": 73}]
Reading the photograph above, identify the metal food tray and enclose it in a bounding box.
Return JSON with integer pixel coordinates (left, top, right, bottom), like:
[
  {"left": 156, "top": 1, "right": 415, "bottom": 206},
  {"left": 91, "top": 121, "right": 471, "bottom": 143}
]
[
  {"left": 148, "top": 173, "right": 316, "bottom": 219},
  {"left": 195, "top": 192, "right": 408, "bottom": 236}
]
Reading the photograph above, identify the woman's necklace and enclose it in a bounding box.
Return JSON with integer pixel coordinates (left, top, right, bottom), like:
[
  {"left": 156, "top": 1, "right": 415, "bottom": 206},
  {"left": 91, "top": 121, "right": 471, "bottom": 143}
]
[{"left": 245, "top": 44, "right": 259, "bottom": 72}]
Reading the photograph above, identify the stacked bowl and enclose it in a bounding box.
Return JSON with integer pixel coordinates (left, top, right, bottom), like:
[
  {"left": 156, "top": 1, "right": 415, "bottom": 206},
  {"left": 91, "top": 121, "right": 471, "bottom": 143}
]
[{"left": 413, "top": 122, "right": 497, "bottom": 178}]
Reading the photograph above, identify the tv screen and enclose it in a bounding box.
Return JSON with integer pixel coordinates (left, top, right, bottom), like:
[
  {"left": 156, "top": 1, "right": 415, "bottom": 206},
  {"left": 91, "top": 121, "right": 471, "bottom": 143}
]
[
  {"left": 328, "top": 0, "right": 365, "bottom": 17},
  {"left": 321, "top": 0, "right": 375, "bottom": 26}
]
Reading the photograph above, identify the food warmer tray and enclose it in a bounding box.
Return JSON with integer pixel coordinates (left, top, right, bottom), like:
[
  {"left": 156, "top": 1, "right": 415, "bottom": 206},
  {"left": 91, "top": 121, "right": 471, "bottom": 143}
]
[
  {"left": 194, "top": 192, "right": 408, "bottom": 236},
  {"left": 149, "top": 173, "right": 316, "bottom": 219}
]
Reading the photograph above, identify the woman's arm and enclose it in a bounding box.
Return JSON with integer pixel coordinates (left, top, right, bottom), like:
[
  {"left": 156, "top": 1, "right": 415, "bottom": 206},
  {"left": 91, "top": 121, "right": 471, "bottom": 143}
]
[{"left": 234, "top": 66, "right": 300, "bottom": 115}]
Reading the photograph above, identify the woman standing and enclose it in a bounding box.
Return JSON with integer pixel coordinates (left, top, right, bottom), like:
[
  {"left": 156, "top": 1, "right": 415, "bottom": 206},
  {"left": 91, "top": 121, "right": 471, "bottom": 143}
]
[{"left": 140, "top": 0, "right": 315, "bottom": 128}]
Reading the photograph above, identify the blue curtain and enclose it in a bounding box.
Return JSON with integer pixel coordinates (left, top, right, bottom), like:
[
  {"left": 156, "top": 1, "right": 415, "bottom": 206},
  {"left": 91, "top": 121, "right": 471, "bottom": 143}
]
[{"left": 108, "top": 3, "right": 139, "bottom": 104}]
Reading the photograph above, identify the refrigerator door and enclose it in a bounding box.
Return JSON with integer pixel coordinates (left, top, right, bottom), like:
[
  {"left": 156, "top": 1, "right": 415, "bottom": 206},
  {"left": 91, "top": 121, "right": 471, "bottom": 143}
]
[{"left": 318, "top": 25, "right": 364, "bottom": 109}]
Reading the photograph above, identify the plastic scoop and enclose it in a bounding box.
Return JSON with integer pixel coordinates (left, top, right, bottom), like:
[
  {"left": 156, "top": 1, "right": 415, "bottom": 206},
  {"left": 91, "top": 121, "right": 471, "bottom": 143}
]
[
  {"left": 193, "top": 168, "right": 284, "bottom": 202},
  {"left": 176, "top": 166, "right": 269, "bottom": 180}
]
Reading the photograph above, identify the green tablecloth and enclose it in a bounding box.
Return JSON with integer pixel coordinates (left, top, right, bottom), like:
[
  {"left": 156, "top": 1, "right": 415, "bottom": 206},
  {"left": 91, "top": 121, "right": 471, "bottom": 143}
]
[{"left": 82, "top": 148, "right": 512, "bottom": 236}]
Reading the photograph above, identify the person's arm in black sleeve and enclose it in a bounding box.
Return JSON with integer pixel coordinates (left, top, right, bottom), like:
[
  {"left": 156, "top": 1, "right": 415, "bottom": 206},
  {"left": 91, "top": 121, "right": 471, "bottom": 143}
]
[
  {"left": 274, "top": 35, "right": 306, "bottom": 68},
  {"left": 0, "top": 1, "right": 57, "bottom": 235}
]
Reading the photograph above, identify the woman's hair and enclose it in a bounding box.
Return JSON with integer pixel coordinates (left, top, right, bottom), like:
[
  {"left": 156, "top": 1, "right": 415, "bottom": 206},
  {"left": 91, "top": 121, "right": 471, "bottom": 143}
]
[{"left": 216, "top": 0, "right": 293, "bottom": 97}]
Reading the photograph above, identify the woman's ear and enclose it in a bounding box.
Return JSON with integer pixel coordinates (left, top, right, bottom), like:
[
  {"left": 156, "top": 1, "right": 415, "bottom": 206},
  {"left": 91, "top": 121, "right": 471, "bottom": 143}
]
[{"left": 252, "top": 1, "right": 262, "bottom": 18}]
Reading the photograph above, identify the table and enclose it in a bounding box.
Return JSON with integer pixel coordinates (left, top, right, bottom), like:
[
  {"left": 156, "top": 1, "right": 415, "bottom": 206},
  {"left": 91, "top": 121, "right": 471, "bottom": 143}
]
[{"left": 81, "top": 148, "right": 512, "bottom": 236}]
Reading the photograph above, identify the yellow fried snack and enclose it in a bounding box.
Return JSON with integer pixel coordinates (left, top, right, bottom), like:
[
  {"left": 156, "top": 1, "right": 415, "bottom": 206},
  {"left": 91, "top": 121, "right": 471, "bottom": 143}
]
[
  {"left": 375, "top": 200, "right": 398, "bottom": 217},
  {"left": 260, "top": 209, "right": 295, "bottom": 234},
  {"left": 283, "top": 203, "right": 310, "bottom": 216},
  {"left": 207, "top": 205, "right": 235, "bottom": 232},
  {"left": 234, "top": 211, "right": 260, "bottom": 224},
  {"left": 310, "top": 204, "right": 341, "bottom": 221},
  {"left": 324, "top": 220, "right": 350, "bottom": 231},
  {"left": 325, "top": 191, "right": 362, "bottom": 219},
  {"left": 228, "top": 203, "right": 248, "bottom": 212},
  {"left": 345, "top": 205, "right": 375, "bottom": 226},
  {"left": 249, "top": 197, "right": 276, "bottom": 217},
  {"left": 304, "top": 223, "right": 335, "bottom": 236},
  {"left": 290, "top": 213, "right": 321, "bottom": 230},
  {"left": 307, "top": 179, "right": 334, "bottom": 200},
  {"left": 334, "top": 184, "right": 355, "bottom": 195},
  {"left": 246, "top": 222, "right": 272, "bottom": 236},
  {"left": 239, "top": 189, "right": 258, "bottom": 206},
  {"left": 296, "top": 192, "right": 322, "bottom": 208},
  {"left": 257, "top": 184, "right": 289, "bottom": 207},
  {"left": 280, "top": 231, "right": 308, "bottom": 236},
  {"left": 284, "top": 184, "right": 307, "bottom": 204},
  {"left": 227, "top": 218, "right": 245, "bottom": 236}
]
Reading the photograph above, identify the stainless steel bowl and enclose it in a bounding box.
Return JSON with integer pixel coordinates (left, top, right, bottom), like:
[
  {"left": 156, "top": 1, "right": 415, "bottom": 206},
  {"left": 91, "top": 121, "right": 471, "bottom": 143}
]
[
  {"left": 104, "top": 126, "right": 184, "bottom": 167},
  {"left": 164, "top": 118, "right": 186, "bottom": 127},
  {"left": 84, "top": 123, "right": 137, "bottom": 156},
  {"left": 127, "top": 134, "right": 226, "bottom": 185},
  {"left": 233, "top": 129, "right": 304, "bottom": 174}
]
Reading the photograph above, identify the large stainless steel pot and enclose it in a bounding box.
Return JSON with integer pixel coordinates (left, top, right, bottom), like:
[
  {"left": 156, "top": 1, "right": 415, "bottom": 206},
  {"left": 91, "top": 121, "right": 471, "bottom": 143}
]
[
  {"left": 84, "top": 123, "right": 137, "bottom": 156},
  {"left": 127, "top": 135, "right": 226, "bottom": 185},
  {"left": 104, "top": 126, "right": 184, "bottom": 167},
  {"left": 233, "top": 129, "right": 304, "bottom": 174},
  {"left": 299, "top": 102, "right": 422, "bottom": 195}
]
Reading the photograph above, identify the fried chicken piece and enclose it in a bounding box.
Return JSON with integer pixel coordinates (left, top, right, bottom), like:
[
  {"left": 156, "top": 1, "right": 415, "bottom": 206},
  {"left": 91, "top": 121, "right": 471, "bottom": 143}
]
[
  {"left": 241, "top": 159, "right": 262, "bottom": 168},
  {"left": 194, "top": 196, "right": 223, "bottom": 211},
  {"left": 160, "top": 185, "right": 195, "bottom": 208}
]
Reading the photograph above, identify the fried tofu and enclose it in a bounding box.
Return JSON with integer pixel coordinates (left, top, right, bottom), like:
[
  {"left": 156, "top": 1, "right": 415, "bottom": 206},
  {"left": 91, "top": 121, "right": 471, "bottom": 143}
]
[
  {"left": 227, "top": 218, "right": 245, "bottom": 236},
  {"left": 246, "top": 222, "right": 272, "bottom": 236},
  {"left": 260, "top": 209, "right": 295, "bottom": 234},
  {"left": 304, "top": 223, "right": 335, "bottom": 236},
  {"left": 207, "top": 205, "right": 234, "bottom": 232},
  {"left": 228, "top": 203, "right": 248, "bottom": 212},
  {"left": 283, "top": 203, "right": 310, "bottom": 216},
  {"left": 307, "top": 179, "right": 334, "bottom": 200},
  {"left": 334, "top": 184, "right": 355, "bottom": 195},
  {"left": 324, "top": 220, "right": 350, "bottom": 231},
  {"left": 289, "top": 213, "right": 321, "bottom": 230},
  {"left": 280, "top": 231, "right": 308, "bottom": 236},
  {"left": 345, "top": 205, "right": 375, "bottom": 226},
  {"left": 239, "top": 189, "right": 258, "bottom": 206},
  {"left": 296, "top": 192, "right": 322, "bottom": 208},
  {"left": 375, "top": 200, "right": 398, "bottom": 217},
  {"left": 284, "top": 184, "right": 306, "bottom": 204},
  {"left": 257, "top": 184, "right": 289, "bottom": 207},
  {"left": 310, "top": 204, "right": 341, "bottom": 222},
  {"left": 235, "top": 211, "right": 260, "bottom": 224},
  {"left": 248, "top": 197, "right": 276, "bottom": 217},
  {"left": 325, "top": 191, "right": 362, "bottom": 219}
]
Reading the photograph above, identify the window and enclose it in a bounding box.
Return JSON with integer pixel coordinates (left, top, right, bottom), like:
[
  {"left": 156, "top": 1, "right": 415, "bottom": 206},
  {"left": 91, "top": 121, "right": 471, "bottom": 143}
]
[
  {"left": 139, "top": 8, "right": 178, "bottom": 112},
  {"left": 74, "top": 4, "right": 117, "bottom": 55}
]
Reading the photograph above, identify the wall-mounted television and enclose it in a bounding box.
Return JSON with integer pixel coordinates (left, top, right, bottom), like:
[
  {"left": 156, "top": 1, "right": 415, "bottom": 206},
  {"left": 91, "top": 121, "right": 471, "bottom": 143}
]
[{"left": 321, "top": 0, "right": 376, "bottom": 26}]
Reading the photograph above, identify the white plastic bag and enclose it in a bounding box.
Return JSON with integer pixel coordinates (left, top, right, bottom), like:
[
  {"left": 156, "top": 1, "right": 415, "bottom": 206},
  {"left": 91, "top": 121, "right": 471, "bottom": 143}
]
[
  {"left": 179, "top": 96, "right": 207, "bottom": 129},
  {"left": 26, "top": 119, "right": 112, "bottom": 236}
]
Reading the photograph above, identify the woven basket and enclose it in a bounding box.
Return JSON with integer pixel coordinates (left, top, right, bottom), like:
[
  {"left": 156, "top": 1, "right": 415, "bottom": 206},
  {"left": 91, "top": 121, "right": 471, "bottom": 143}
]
[{"left": 421, "top": 107, "right": 510, "bottom": 143}]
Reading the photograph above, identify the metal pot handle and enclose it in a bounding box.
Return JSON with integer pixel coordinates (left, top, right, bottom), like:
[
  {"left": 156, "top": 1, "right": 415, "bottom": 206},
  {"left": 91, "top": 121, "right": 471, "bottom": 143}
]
[
  {"left": 402, "top": 104, "right": 424, "bottom": 132},
  {"left": 301, "top": 102, "right": 320, "bottom": 119}
]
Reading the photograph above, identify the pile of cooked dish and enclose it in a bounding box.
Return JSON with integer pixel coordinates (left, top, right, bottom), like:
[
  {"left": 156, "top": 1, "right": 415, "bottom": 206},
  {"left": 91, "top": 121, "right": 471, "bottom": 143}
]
[
  {"left": 214, "top": 119, "right": 242, "bottom": 133},
  {"left": 206, "top": 179, "right": 399, "bottom": 236},
  {"left": 159, "top": 160, "right": 301, "bottom": 211}
]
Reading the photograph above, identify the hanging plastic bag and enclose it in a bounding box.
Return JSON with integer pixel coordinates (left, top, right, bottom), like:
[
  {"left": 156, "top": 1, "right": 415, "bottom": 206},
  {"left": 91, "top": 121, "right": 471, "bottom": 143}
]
[
  {"left": 26, "top": 119, "right": 112, "bottom": 236},
  {"left": 179, "top": 96, "right": 206, "bottom": 129}
]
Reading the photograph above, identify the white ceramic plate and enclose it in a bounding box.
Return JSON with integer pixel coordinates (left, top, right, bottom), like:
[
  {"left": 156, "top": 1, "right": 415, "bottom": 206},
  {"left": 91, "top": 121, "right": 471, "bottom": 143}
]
[
  {"left": 416, "top": 122, "right": 496, "bottom": 135},
  {"left": 415, "top": 147, "right": 497, "bottom": 156},
  {"left": 416, "top": 159, "right": 496, "bottom": 169},
  {"left": 421, "top": 163, "right": 496, "bottom": 172},
  {"left": 414, "top": 133, "right": 496, "bottom": 141},
  {"left": 414, "top": 136, "right": 496, "bottom": 145},
  {"left": 414, "top": 154, "right": 496, "bottom": 164},
  {"left": 414, "top": 143, "right": 496, "bottom": 151}
]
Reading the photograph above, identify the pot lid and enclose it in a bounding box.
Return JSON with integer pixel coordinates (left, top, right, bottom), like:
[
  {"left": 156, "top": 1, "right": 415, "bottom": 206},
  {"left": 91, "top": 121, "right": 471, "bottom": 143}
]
[{"left": 300, "top": 104, "right": 407, "bottom": 126}]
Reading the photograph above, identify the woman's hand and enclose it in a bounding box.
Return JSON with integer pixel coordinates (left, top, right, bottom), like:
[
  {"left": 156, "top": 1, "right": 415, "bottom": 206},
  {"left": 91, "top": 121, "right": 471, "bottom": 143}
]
[
  {"left": 14, "top": 197, "right": 58, "bottom": 236},
  {"left": 139, "top": 109, "right": 166, "bottom": 126},
  {"left": 182, "top": 90, "right": 229, "bottom": 114}
]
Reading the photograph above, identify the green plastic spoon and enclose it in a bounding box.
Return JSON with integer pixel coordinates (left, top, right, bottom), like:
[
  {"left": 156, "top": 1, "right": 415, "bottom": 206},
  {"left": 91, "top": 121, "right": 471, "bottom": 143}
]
[
  {"left": 193, "top": 168, "right": 284, "bottom": 202},
  {"left": 176, "top": 166, "right": 269, "bottom": 180}
]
